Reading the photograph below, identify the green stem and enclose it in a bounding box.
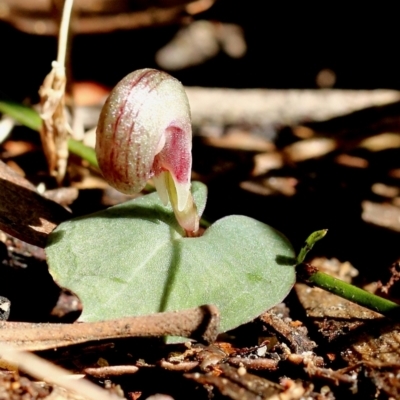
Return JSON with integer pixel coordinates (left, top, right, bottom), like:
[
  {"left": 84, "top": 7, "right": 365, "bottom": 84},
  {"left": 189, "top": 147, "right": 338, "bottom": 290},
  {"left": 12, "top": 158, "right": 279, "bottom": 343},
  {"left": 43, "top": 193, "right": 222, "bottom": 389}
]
[
  {"left": 0, "top": 100, "right": 99, "bottom": 167},
  {"left": 200, "top": 217, "right": 211, "bottom": 228},
  {"left": 298, "top": 263, "right": 400, "bottom": 318},
  {"left": 297, "top": 229, "right": 327, "bottom": 264},
  {"left": 67, "top": 139, "right": 98, "bottom": 167}
]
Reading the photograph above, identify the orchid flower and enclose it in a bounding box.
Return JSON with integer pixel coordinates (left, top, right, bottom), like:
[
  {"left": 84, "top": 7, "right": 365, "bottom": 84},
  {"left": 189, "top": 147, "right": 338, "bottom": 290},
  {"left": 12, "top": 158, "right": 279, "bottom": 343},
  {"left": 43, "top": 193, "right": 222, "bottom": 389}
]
[{"left": 96, "top": 69, "right": 199, "bottom": 234}]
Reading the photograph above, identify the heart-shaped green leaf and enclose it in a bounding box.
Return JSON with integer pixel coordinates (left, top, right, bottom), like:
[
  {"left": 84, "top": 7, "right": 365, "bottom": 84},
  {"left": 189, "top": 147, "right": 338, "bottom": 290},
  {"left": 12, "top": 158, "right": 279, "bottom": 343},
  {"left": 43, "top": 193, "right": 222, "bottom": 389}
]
[{"left": 46, "top": 182, "right": 295, "bottom": 333}]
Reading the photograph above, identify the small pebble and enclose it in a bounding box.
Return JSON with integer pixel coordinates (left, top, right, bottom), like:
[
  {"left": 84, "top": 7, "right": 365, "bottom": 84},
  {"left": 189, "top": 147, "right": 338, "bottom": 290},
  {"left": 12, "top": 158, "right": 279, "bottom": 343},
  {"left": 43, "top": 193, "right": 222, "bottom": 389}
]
[{"left": 0, "top": 296, "right": 11, "bottom": 320}]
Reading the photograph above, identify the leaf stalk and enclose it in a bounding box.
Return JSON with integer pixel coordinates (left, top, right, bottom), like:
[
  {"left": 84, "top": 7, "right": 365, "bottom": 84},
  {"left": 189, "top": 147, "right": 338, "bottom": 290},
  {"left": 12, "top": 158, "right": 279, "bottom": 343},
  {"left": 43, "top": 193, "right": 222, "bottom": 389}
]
[{"left": 297, "top": 263, "right": 400, "bottom": 318}]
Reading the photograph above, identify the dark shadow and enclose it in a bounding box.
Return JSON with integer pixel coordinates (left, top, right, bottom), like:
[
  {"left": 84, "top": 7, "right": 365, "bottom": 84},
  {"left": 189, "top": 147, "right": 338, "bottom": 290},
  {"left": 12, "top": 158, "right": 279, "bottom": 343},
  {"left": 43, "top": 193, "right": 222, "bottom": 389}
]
[
  {"left": 68, "top": 188, "right": 109, "bottom": 217},
  {"left": 158, "top": 228, "right": 182, "bottom": 312},
  {"left": 304, "top": 100, "right": 400, "bottom": 139},
  {"left": 189, "top": 305, "right": 220, "bottom": 343},
  {"left": 276, "top": 255, "right": 297, "bottom": 266},
  {"left": 46, "top": 229, "right": 66, "bottom": 246},
  {"left": 0, "top": 241, "right": 80, "bottom": 322},
  {"left": 73, "top": 201, "right": 182, "bottom": 233}
]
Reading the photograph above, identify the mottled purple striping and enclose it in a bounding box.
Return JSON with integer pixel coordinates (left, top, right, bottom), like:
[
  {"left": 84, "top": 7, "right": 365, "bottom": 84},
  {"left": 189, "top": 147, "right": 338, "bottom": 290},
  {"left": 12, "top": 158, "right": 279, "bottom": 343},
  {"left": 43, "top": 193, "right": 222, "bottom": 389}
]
[{"left": 110, "top": 70, "right": 157, "bottom": 186}]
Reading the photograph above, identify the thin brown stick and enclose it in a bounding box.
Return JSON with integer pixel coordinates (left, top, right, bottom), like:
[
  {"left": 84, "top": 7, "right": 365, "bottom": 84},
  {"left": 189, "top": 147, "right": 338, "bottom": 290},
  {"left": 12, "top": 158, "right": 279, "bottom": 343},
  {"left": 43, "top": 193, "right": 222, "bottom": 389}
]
[
  {"left": 84, "top": 365, "right": 139, "bottom": 378},
  {"left": 228, "top": 357, "right": 278, "bottom": 371},
  {"left": 0, "top": 305, "right": 220, "bottom": 351},
  {"left": 159, "top": 360, "right": 199, "bottom": 372}
]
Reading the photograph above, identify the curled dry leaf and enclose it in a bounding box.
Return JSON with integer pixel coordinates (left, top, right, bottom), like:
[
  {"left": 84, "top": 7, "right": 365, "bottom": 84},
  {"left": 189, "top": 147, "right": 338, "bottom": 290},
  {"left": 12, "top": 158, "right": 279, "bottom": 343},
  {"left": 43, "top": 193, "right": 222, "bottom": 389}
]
[{"left": 39, "top": 61, "right": 71, "bottom": 184}]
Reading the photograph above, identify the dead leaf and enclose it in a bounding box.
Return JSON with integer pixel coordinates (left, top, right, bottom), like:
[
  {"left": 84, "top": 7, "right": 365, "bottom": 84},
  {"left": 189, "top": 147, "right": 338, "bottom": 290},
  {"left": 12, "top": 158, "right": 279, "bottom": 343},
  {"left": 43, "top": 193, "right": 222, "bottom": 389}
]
[{"left": 39, "top": 61, "right": 71, "bottom": 184}]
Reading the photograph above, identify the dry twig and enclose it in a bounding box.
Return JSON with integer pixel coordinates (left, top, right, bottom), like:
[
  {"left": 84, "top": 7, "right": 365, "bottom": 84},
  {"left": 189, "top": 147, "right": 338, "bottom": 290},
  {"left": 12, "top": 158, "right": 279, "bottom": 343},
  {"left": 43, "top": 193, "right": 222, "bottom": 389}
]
[{"left": 0, "top": 305, "right": 220, "bottom": 351}]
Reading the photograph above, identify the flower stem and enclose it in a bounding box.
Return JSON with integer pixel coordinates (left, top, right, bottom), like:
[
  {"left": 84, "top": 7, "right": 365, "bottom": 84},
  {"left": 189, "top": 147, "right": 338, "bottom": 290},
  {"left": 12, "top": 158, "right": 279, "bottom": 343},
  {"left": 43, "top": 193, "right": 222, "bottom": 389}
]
[
  {"left": 57, "top": 0, "right": 74, "bottom": 67},
  {"left": 297, "top": 263, "right": 400, "bottom": 318}
]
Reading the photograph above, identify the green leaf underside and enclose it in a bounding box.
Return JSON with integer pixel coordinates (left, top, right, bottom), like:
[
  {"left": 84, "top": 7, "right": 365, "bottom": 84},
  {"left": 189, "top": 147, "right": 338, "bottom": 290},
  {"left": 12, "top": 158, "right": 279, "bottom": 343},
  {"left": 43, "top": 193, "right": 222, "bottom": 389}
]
[{"left": 46, "top": 182, "right": 295, "bottom": 333}]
